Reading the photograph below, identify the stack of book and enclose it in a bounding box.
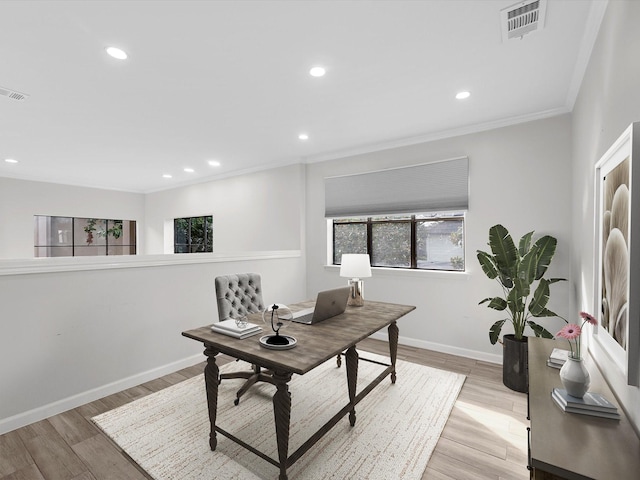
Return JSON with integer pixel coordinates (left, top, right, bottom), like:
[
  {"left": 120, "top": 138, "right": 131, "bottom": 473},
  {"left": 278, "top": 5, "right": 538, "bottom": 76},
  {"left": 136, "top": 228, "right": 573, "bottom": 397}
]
[
  {"left": 211, "top": 319, "right": 262, "bottom": 339},
  {"left": 551, "top": 387, "right": 621, "bottom": 420},
  {"left": 547, "top": 348, "right": 569, "bottom": 369}
]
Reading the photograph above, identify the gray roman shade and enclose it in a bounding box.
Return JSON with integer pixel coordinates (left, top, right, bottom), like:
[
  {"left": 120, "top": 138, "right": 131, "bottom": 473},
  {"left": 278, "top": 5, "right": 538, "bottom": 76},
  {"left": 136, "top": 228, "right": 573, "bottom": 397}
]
[{"left": 325, "top": 156, "right": 469, "bottom": 218}]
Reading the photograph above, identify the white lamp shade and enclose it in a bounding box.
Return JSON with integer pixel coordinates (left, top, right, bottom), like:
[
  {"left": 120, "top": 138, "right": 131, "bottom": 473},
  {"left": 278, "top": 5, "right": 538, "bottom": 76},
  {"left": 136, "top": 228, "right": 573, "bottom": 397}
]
[{"left": 339, "top": 254, "right": 372, "bottom": 278}]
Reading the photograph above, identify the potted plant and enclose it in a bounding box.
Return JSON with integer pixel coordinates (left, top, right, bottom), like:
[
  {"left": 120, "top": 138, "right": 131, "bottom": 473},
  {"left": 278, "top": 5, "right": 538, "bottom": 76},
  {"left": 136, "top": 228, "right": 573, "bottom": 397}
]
[{"left": 477, "top": 224, "right": 565, "bottom": 392}]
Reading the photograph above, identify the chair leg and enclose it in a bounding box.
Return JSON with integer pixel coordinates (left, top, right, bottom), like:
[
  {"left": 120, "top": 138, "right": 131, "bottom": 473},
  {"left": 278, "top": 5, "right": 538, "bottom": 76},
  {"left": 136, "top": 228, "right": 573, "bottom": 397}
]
[{"left": 233, "top": 364, "right": 262, "bottom": 406}]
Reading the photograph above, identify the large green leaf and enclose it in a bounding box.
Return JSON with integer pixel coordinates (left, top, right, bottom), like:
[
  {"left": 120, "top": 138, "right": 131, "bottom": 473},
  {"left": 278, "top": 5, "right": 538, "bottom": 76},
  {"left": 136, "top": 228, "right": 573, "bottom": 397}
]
[
  {"left": 480, "top": 296, "right": 507, "bottom": 311},
  {"left": 476, "top": 250, "right": 498, "bottom": 279},
  {"left": 512, "top": 276, "right": 530, "bottom": 299},
  {"left": 518, "top": 231, "right": 534, "bottom": 257},
  {"left": 547, "top": 277, "right": 567, "bottom": 284},
  {"left": 530, "top": 307, "right": 560, "bottom": 318},
  {"left": 518, "top": 244, "right": 539, "bottom": 286},
  {"left": 527, "top": 320, "right": 554, "bottom": 338},
  {"left": 507, "top": 286, "right": 525, "bottom": 316},
  {"left": 528, "top": 278, "right": 550, "bottom": 316},
  {"left": 489, "top": 319, "right": 507, "bottom": 345},
  {"left": 533, "top": 235, "right": 557, "bottom": 280},
  {"left": 488, "top": 224, "right": 517, "bottom": 284}
]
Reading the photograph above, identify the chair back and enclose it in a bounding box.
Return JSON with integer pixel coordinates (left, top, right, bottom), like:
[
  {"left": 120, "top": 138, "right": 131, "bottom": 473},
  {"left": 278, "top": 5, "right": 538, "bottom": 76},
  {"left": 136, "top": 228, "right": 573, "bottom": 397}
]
[{"left": 214, "top": 273, "right": 265, "bottom": 321}]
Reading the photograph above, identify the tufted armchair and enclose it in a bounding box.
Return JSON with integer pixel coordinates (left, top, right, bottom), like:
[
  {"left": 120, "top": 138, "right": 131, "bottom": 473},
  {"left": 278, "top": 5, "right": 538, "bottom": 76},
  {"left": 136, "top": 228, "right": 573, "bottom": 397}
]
[{"left": 214, "top": 273, "right": 267, "bottom": 405}]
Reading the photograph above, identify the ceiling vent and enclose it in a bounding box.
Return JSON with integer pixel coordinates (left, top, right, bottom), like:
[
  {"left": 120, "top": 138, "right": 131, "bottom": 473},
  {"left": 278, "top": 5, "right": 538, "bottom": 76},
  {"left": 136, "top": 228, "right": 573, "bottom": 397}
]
[
  {"left": 501, "top": 0, "right": 547, "bottom": 41},
  {"left": 0, "top": 86, "right": 29, "bottom": 101}
]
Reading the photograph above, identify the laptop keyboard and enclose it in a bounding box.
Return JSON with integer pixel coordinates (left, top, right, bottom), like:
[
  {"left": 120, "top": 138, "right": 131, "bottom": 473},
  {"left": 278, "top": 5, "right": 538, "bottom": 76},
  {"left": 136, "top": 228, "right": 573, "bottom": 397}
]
[{"left": 292, "top": 307, "right": 314, "bottom": 324}]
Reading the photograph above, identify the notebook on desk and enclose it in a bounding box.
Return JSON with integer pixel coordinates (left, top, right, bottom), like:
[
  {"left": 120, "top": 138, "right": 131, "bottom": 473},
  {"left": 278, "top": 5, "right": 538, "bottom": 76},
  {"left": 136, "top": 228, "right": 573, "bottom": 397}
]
[{"left": 290, "top": 286, "right": 350, "bottom": 324}]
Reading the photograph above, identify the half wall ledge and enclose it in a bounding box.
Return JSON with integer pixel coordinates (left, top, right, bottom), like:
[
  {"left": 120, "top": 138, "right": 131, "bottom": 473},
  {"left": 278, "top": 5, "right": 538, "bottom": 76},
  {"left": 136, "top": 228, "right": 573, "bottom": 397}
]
[{"left": 0, "top": 250, "right": 302, "bottom": 276}]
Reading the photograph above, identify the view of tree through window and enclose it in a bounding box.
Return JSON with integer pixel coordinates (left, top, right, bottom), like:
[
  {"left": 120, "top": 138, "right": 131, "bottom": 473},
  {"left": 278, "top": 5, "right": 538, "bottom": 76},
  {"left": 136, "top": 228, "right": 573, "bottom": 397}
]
[
  {"left": 174, "top": 216, "right": 213, "bottom": 253},
  {"left": 333, "top": 213, "right": 464, "bottom": 271},
  {"left": 34, "top": 216, "right": 136, "bottom": 257}
]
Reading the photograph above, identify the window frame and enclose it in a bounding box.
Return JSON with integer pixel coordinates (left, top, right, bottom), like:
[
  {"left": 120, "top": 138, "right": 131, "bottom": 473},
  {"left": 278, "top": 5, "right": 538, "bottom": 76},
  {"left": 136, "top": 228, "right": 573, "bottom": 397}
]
[
  {"left": 173, "top": 215, "right": 213, "bottom": 254},
  {"left": 332, "top": 213, "right": 465, "bottom": 272},
  {"left": 33, "top": 216, "right": 137, "bottom": 257}
]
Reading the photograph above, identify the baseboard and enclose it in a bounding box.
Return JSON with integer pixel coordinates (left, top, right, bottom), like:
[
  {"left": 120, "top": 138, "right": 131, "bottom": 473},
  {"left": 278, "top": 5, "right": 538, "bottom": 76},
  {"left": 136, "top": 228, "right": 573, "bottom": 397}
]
[
  {"left": 369, "top": 331, "right": 502, "bottom": 365},
  {"left": 0, "top": 353, "right": 204, "bottom": 435}
]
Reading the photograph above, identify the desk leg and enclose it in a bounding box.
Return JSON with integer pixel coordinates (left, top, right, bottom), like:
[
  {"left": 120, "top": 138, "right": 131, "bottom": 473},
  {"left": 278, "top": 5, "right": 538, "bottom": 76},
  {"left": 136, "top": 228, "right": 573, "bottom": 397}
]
[
  {"left": 272, "top": 370, "right": 293, "bottom": 480},
  {"left": 346, "top": 346, "right": 359, "bottom": 427},
  {"left": 203, "top": 345, "right": 220, "bottom": 451},
  {"left": 388, "top": 321, "right": 399, "bottom": 384}
]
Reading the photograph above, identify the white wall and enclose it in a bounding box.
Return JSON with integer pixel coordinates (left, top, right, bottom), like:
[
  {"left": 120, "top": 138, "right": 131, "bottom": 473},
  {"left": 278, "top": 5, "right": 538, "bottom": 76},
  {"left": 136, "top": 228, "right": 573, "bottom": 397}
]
[
  {"left": 0, "top": 177, "right": 145, "bottom": 259},
  {"left": 0, "top": 164, "right": 307, "bottom": 434},
  {"left": 0, "top": 255, "right": 304, "bottom": 434},
  {"left": 144, "top": 164, "right": 306, "bottom": 254},
  {"left": 305, "top": 115, "right": 573, "bottom": 362},
  {"left": 572, "top": 0, "right": 640, "bottom": 432}
]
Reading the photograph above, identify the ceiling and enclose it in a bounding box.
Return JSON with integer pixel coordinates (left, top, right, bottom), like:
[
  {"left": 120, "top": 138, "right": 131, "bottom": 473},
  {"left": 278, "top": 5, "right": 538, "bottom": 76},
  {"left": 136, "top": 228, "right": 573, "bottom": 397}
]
[{"left": 0, "top": 0, "right": 605, "bottom": 193}]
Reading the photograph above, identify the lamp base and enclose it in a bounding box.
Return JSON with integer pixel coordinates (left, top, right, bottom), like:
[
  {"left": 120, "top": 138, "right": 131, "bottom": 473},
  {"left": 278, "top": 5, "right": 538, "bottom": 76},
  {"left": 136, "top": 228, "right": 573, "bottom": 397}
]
[{"left": 347, "top": 278, "right": 364, "bottom": 307}]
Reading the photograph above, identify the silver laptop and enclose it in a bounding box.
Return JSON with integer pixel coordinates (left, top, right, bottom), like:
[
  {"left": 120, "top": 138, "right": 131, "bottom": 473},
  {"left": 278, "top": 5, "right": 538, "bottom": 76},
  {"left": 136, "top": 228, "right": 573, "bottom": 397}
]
[{"left": 290, "top": 287, "right": 350, "bottom": 324}]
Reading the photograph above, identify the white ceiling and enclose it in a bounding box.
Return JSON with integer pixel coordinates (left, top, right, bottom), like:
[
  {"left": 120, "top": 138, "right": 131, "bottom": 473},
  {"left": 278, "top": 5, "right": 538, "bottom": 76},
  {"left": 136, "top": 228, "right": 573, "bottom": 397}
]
[{"left": 0, "top": 0, "right": 605, "bottom": 193}]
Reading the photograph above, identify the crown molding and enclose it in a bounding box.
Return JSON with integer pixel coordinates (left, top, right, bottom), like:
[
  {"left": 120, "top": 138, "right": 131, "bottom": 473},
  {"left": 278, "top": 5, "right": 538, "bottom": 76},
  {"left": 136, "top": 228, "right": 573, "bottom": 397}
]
[{"left": 303, "top": 107, "right": 571, "bottom": 164}]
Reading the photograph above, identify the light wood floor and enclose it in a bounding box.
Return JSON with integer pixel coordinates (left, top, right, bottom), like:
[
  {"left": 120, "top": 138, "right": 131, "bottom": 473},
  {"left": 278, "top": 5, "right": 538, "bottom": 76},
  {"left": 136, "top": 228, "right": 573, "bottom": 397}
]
[{"left": 0, "top": 339, "right": 529, "bottom": 480}]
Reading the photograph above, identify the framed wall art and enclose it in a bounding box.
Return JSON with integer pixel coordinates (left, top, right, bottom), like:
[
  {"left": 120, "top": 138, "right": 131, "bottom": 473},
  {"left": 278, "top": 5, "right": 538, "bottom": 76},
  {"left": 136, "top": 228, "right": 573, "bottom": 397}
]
[{"left": 593, "top": 122, "right": 640, "bottom": 386}]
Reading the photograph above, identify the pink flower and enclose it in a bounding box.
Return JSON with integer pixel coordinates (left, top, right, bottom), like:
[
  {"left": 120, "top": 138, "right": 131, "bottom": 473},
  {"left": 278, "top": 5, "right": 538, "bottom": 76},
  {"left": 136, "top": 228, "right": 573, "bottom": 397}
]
[
  {"left": 557, "top": 323, "right": 582, "bottom": 340},
  {"left": 580, "top": 311, "right": 597, "bottom": 326}
]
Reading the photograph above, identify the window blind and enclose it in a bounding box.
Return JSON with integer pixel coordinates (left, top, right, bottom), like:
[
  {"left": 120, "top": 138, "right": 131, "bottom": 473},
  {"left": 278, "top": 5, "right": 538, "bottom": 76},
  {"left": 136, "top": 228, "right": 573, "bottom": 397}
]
[{"left": 324, "top": 156, "right": 469, "bottom": 218}]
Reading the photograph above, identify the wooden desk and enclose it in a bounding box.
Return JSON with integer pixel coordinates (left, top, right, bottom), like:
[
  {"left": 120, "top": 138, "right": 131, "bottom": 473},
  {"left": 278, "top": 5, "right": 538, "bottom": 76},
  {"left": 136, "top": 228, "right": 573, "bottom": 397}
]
[
  {"left": 528, "top": 337, "right": 640, "bottom": 479},
  {"left": 182, "top": 300, "right": 415, "bottom": 480}
]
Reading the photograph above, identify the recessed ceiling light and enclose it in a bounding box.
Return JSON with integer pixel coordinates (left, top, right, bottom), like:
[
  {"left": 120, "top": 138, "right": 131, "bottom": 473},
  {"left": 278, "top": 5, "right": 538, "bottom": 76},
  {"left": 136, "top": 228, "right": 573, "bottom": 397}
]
[
  {"left": 299, "top": 133, "right": 310, "bottom": 141},
  {"left": 208, "top": 160, "right": 221, "bottom": 167},
  {"left": 456, "top": 91, "right": 471, "bottom": 100},
  {"left": 184, "top": 167, "right": 195, "bottom": 173},
  {"left": 4, "top": 158, "right": 18, "bottom": 164},
  {"left": 105, "top": 46, "right": 128, "bottom": 60},
  {"left": 309, "top": 66, "right": 326, "bottom": 77},
  {"left": 162, "top": 174, "right": 172, "bottom": 179}
]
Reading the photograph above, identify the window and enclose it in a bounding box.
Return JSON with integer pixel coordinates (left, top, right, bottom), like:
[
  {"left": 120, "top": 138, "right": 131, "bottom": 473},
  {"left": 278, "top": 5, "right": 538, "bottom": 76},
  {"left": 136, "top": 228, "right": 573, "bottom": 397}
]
[
  {"left": 34, "top": 216, "right": 137, "bottom": 257},
  {"left": 325, "top": 158, "right": 468, "bottom": 272},
  {"left": 174, "top": 216, "right": 213, "bottom": 253},
  {"left": 333, "top": 213, "right": 465, "bottom": 271}
]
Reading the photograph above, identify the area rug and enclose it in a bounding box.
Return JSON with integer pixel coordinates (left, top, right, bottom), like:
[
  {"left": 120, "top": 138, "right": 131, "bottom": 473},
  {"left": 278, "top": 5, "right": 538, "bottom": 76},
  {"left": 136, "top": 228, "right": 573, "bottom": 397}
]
[{"left": 92, "top": 352, "right": 465, "bottom": 480}]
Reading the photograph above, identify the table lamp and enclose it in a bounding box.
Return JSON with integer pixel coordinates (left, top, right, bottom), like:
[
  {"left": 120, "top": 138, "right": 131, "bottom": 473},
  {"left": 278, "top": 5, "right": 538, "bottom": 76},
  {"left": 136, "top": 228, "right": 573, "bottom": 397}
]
[{"left": 340, "top": 254, "right": 372, "bottom": 307}]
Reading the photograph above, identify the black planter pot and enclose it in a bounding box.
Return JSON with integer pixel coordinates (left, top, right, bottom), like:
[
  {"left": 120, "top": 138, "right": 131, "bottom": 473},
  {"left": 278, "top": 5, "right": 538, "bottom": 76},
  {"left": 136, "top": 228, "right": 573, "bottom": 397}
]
[{"left": 503, "top": 334, "right": 528, "bottom": 393}]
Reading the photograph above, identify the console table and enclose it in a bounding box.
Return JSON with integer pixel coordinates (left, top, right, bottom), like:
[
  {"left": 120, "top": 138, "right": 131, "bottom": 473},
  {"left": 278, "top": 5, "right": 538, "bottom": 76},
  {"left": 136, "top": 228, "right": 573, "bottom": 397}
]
[{"left": 528, "top": 337, "right": 640, "bottom": 479}]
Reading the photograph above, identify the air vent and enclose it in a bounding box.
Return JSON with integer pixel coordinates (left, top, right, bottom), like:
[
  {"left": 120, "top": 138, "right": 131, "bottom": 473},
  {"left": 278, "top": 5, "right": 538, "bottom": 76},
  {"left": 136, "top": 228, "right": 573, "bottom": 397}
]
[
  {"left": 0, "top": 86, "right": 29, "bottom": 101},
  {"left": 501, "top": 0, "right": 547, "bottom": 41}
]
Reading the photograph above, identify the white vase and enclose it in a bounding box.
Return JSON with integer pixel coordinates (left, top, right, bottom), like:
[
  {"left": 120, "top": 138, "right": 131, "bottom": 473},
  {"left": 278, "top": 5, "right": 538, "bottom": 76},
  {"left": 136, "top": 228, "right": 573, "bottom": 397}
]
[{"left": 559, "top": 356, "right": 590, "bottom": 398}]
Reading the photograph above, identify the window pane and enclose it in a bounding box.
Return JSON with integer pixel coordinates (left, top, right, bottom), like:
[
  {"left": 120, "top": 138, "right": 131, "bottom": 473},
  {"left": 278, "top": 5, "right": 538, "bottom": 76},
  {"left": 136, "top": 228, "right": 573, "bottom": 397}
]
[
  {"left": 34, "top": 246, "right": 73, "bottom": 257},
  {"left": 74, "top": 246, "right": 107, "bottom": 256},
  {"left": 106, "top": 220, "right": 124, "bottom": 245},
  {"left": 107, "top": 245, "right": 136, "bottom": 255},
  {"left": 175, "top": 244, "right": 189, "bottom": 254},
  {"left": 34, "top": 216, "right": 73, "bottom": 246},
  {"left": 116, "top": 220, "right": 136, "bottom": 247},
  {"left": 417, "top": 220, "right": 464, "bottom": 271},
  {"left": 335, "top": 216, "right": 368, "bottom": 223},
  {"left": 174, "top": 216, "right": 212, "bottom": 254},
  {"left": 372, "top": 222, "right": 410, "bottom": 267},
  {"left": 371, "top": 214, "right": 411, "bottom": 221},
  {"left": 334, "top": 223, "right": 367, "bottom": 264},
  {"left": 175, "top": 219, "right": 189, "bottom": 245},
  {"left": 76, "top": 218, "right": 107, "bottom": 247},
  {"left": 205, "top": 216, "right": 213, "bottom": 251}
]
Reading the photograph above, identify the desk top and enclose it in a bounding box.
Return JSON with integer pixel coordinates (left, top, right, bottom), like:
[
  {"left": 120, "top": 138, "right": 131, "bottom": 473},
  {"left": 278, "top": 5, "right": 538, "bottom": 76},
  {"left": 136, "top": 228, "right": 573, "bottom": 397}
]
[
  {"left": 528, "top": 337, "right": 640, "bottom": 480},
  {"left": 182, "top": 300, "right": 415, "bottom": 375}
]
